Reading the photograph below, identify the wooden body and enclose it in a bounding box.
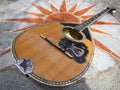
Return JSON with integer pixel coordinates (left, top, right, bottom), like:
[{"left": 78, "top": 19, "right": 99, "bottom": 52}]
[{"left": 12, "top": 23, "right": 94, "bottom": 86}]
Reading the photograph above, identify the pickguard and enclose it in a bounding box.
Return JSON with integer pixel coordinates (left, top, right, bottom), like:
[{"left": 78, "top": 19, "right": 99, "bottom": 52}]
[{"left": 59, "top": 38, "right": 88, "bottom": 63}]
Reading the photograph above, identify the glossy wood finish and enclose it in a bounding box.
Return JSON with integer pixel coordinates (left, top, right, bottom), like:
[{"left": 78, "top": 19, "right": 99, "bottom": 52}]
[{"left": 13, "top": 23, "right": 93, "bottom": 82}]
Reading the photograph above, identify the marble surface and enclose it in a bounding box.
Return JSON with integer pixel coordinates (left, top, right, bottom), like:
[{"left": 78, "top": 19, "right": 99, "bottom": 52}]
[{"left": 0, "top": 0, "right": 120, "bottom": 90}]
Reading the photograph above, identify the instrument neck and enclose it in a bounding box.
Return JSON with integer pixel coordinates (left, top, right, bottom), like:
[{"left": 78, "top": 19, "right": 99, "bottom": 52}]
[{"left": 74, "top": 7, "right": 112, "bottom": 32}]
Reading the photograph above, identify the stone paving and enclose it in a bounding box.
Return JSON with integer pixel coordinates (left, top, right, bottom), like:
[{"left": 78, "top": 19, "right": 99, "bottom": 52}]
[{"left": 0, "top": 0, "right": 120, "bottom": 90}]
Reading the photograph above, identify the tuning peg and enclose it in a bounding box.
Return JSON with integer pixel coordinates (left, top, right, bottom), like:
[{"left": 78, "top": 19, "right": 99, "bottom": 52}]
[
  {"left": 108, "top": 8, "right": 116, "bottom": 14},
  {"left": 105, "top": 6, "right": 111, "bottom": 10}
]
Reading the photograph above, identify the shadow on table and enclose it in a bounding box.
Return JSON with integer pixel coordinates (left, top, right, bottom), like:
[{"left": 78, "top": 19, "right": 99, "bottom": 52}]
[
  {"left": 29, "top": 76, "right": 91, "bottom": 90},
  {"left": 0, "top": 65, "right": 91, "bottom": 90}
]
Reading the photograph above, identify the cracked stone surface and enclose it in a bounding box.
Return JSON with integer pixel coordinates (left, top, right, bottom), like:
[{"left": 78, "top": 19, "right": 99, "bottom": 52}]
[{"left": 0, "top": 0, "right": 120, "bottom": 90}]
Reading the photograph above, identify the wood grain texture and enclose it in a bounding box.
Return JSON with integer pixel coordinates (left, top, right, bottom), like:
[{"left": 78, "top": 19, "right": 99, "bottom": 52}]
[{"left": 13, "top": 23, "right": 93, "bottom": 82}]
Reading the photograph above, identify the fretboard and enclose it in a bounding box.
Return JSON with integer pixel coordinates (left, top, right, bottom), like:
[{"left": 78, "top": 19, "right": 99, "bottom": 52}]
[{"left": 74, "top": 7, "right": 112, "bottom": 32}]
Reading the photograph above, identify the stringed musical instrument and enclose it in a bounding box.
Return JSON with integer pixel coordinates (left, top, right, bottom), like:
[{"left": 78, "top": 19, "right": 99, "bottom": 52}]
[{"left": 12, "top": 7, "right": 113, "bottom": 86}]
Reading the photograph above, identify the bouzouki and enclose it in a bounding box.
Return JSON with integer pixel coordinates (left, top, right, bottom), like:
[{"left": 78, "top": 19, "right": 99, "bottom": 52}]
[{"left": 12, "top": 7, "right": 113, "bottom": 86}]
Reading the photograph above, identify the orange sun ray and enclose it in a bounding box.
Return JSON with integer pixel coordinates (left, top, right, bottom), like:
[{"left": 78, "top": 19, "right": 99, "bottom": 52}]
[
  {"left": 93, "top": 21, "right": 120, "bottom": 25},
  {"left": 81, "top": 15, "right": 94, "bottom": 19},
  {"left": 0, "top": 25, "right": 33, "bottom": 35},
  {"left": 24, "top": 12, "right": 44, "bottom": 17},
  {"left": 75, "top": 5, "right": 95, "bottom": 16},
  {"left": 90, "top": 27, "right": 112, "bottom": 36},
  {"left": 0, "top": 48, "right": 11, "bottom": 57},
  {"left": 50, "top": 3, "right": 58, "bottom": 12},
  {"left": 94, "top": 39, "right": 120, "bottom": 60},
  {"left": 32, "top": 3, "right": 52, "bottom": 15},
  {"left": 81, "top": 19, "right": 120, "bottom": 25},
  {"left": 68, "top": 3, "right": 77, "bottom": 13},
  {"left": 60, "top": 0, "right": 67, "bottom": 12},
  {"left": 6, "top": 18, "right": 43, "bottom": 24},
  {"left": 13, "top": 25, "right": 33, "bottom": 32}
]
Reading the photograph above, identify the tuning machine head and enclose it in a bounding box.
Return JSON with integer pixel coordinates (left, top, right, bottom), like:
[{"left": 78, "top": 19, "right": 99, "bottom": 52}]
[
  {"left": 104, "top": 5, "right": 116, "bottom": 13},
  {"left": 105, "top": 5, "right": 116, "bottom": 14},
  {"left": 109, "top": 8, "right": 116, "bottom": 14}
]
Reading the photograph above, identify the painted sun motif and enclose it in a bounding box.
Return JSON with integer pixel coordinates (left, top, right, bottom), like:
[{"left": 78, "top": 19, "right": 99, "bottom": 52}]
[{"left": 1, "top": 0, "right": 120, "bottom": 60}]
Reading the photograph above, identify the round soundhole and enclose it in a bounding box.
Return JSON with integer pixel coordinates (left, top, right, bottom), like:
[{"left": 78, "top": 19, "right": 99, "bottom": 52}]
[{"left": 61, "top": 26, "right": 85, "bottom": 42}]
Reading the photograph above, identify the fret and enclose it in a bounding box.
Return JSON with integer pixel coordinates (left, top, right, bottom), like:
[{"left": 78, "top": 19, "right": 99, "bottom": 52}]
[
  {"left": 74, "top": 25, "right": 84, "bottom": 32},
  {"left": 74, "top": 7, "right": 112, "bottom": 32}
]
